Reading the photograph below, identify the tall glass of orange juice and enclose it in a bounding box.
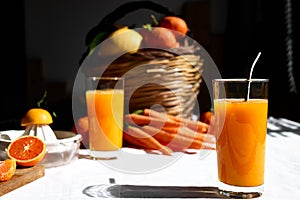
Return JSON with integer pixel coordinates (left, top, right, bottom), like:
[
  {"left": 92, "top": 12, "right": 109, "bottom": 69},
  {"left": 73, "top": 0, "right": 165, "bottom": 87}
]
[
  {"left": 213, "top": 79, "right": 268, "bottom": 198},
  {"left": 86, "top": 77, "right": 124, "bottom": 160}
]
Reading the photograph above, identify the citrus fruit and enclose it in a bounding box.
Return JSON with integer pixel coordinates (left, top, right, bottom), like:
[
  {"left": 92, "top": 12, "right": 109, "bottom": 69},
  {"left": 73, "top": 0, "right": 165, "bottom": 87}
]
[
  {"left": 99, "top": 26, "right": 143, "bottom": 56},
  {"left": 21, "top": 108, "right": 53, "bottom": 126},
  {"left": 159, "top": 16, "right": 188, "bottom": 39},
  {"left": 73, "top": 116, "right": 89, "bottom": 147},
  {"left": 200, "top": 111, "right": 213, "bottom": 125},
  {"left": 139, "top": 27, "right": 179, "bottom": 49},
  {"left": 0, "top": 159, "right": 16, "bottom": 181},
  {"left": 74, "top": 116, "right": 89, "bottom": 134},
  {"left": 7, "top": 135, "right": 47, "bottom": 167}
]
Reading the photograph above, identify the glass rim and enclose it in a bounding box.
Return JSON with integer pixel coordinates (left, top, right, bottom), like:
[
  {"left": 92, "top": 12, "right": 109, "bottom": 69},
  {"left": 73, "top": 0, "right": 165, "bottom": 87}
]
[
  {"left": 87, "top": 77, "right": 124, "bottom": 81},
  {"left": 213, "top": 78, "right": 269, "bottom": 82}
]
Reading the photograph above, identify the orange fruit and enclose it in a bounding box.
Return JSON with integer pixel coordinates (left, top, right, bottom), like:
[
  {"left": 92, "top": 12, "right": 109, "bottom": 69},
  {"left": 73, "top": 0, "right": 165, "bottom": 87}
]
[
  {"left": 21, "top": 108, "right": 53, "bottom": 126},
  {"left": 200, "top": 111, "right": 213, "bottom": 125},
  {"left": 139, "top": 27, "right": 179, "bottom": 49},
  {"left": 7, "top": 135, "right": 47, "bottom": 167},
  {"left": 73, "top": 116, "right": 89, "bottom": 147},
  {"left": 74, "top": 116, "right": 89, "bottom": 134},
  {"left": 159, "top": 16, "right": 188, "bottom": 39},
  {"left": 0, "top": 159, "right": 16, "bottom": 181}
]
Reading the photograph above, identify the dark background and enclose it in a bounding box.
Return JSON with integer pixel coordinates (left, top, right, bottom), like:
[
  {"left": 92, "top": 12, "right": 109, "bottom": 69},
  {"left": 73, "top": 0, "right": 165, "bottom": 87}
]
[
  {"left": 222, "top": 0, "right": 300, "bottom": 122},
  {"left": 1, "top": 0, "right": 299, "bottom": 131},
  {"left": 0, "top": 0, "right": 27, "bottom": 128}
]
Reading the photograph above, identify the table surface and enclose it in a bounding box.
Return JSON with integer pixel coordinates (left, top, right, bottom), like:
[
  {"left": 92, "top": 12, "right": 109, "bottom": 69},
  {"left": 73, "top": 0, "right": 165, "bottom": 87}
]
[{"left": 2, "top": 117, "right": 300, "bottom": 200}]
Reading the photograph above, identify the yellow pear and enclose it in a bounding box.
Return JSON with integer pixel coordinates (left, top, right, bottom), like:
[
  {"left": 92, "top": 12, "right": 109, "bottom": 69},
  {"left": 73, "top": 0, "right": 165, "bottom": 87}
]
[{"left": 99, "top": 26, "right": 142, "bottom": 57}]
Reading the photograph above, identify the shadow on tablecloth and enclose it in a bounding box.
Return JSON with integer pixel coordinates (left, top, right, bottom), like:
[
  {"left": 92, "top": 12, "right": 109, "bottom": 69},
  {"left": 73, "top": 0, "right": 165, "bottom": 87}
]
[
  {"left": 83, "top": 184, "right": 232, "bottom": 198},
  {"left": 267, "top": 117, "right": 300, "bottom": 137}
]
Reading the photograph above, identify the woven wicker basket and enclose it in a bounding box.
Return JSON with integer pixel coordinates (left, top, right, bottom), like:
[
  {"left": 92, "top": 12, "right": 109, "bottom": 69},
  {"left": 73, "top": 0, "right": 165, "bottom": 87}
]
[
  {"left": 103, "top": 47, "right": 203, "bottom": 118},
  {"left": 81, "top": 1, "right": 204, "bottom": 118}
]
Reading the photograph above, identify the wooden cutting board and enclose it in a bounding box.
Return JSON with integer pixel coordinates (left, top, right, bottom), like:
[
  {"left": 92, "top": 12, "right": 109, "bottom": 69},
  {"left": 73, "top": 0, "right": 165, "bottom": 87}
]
[{"left": 0, "top": 165, "right": 45, "bottom": 196}]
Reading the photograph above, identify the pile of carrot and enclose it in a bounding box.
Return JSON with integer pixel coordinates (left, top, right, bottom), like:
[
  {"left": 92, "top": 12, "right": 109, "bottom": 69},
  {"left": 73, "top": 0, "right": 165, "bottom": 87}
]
[{"left": 123, "top": 108, "right": 215, "bottom": 156}]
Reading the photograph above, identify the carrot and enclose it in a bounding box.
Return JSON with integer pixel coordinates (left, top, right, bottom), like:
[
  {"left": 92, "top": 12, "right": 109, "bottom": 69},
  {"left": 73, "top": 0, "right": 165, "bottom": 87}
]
[
  {"left": 167, "top": 141, "right": 216, "bottom": 152},
  {"left": 201, "top": 143, "right": 216, "bottom": 150},
  {"left": 141, "top": 125, "right": 206, "bottom": 150},
  {"left": 164, "top": 142, "right": 187, "bottom": 152},
  {"left": 180, "top": 119, "right": 209, "bottom": 133},
  {"left": 125, "top": 113, "right": 181, "bottom": 130},
  {"left": 159, "top": 126, "right": 209, "bottom": 142},
  {"left": 125, "top": 113, "right": 151, "bottom": 125},
  {"left": 143, "top": 108, "right": 169, "bottom": 121},
  {"left": 143, "top": 108, "right": 209, "bottom": 133},
  {"left": 167, "top": 142, "right": 216, "bottom": 152},
  {"left": 179, "top": 126, "right": 216, "bottom": 144},
  {"left": 123, "top": 132, "right": 144, "bottom": 149},
  {"left": 127, "top": 111, "right": 213, "bottom": 144},
  {"left": 125, "top": 126, "right": 173, "bottom": 156}
]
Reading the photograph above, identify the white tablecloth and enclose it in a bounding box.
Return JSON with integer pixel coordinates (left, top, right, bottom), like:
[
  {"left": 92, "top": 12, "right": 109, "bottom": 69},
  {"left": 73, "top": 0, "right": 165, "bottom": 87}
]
[{"left": 2, "top": 117, "right": 300, "bottom": 200}]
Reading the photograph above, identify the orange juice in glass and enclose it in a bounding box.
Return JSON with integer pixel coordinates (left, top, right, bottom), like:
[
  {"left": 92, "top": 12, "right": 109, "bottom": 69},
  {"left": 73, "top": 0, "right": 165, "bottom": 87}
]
[
  {"left": 213, "top": 79, "right": 268, "bottom": 198},
  {"left": 86, "top": 77, "right": 124, "bottom": 159}
]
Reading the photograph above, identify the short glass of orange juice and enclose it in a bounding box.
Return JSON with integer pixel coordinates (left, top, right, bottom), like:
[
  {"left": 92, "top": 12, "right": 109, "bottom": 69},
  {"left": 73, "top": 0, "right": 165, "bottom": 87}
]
[
  {"left": 85, "top": 77, "right": 124, "bottom": 160},
  {"left": 212, "top": 79, "right": 268, "bottom": 198}
]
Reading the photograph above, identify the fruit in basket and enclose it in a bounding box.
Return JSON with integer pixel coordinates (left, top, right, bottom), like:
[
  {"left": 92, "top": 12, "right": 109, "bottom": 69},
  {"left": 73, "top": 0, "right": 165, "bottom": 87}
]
[
  {"left": 99, "top": 26, "right": 143, "bottom": 56},
  {"left": 21, "top": 108, "right": 53, "bottom": 126},
  {"left": 159, "top": 16, "right": 188, "bottom": 39},
  {"left": 7, "top": 135, "right": 47, "bottom": 167},
  {"left": 139, "top": 26, "right": 179, "bottom": 49},
  {"left": 0, "top": 159, "right": 16, "bottom": 181}
]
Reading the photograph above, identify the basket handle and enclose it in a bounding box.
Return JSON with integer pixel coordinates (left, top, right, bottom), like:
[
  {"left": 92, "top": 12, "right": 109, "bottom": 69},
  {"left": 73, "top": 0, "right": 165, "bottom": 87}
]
[{"left": 85, "top": 1, "right": 175, "bottom": 46}]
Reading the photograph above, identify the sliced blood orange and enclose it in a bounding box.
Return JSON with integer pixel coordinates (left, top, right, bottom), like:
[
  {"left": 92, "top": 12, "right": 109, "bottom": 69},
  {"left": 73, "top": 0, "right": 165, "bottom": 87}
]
[
  {"left": 0, "top": 159, "right": 16, "bottom": 181},
  {"left": 21, "top": 108, "right": 53, "bottom": 126},
  {"left": 7, "top": 135, "right": 47, "bottom": 167}
]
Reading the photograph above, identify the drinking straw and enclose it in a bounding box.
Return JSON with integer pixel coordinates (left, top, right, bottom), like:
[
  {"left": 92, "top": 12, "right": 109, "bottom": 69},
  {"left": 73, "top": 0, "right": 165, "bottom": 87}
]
[{"left": 246, "top": 52, "right": 262, "bottom": 101}]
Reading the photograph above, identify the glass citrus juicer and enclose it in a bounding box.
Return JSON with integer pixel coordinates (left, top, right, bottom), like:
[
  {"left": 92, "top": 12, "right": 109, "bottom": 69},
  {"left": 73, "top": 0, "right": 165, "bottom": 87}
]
[
  {"left": 21, "top": 108, "right": 58, "bottom": 143},
  {"left": 18, "top": 108, "right": 82, "bottom": 167}
]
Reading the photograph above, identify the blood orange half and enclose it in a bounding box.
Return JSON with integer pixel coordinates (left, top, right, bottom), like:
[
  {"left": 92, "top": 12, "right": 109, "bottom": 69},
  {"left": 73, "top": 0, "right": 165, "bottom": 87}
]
[{"left": 7, "top": 136, "right": 46, "bottom": 167}]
